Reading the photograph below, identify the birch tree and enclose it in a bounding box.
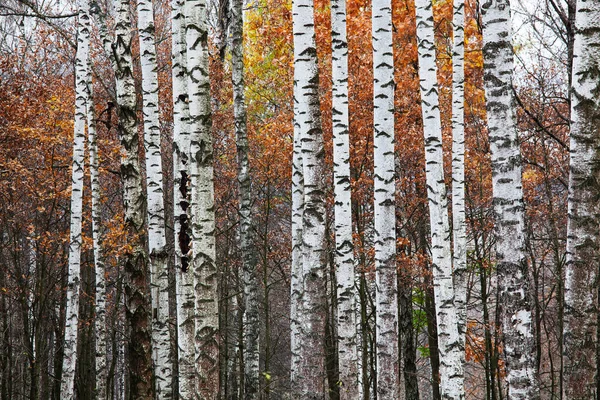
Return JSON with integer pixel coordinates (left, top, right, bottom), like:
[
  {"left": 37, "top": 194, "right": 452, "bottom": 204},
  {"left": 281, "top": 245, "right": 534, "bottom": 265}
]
[
  {"left": 290, "top": 99, "right": 304, "bottom": 389},
  {"left": 292, "top": 0, "right": 328, "bottom": 395},
  {"left": 563, "top": 1, "right": 600, "bottom": 397},
  {"left": 331, "top": 0, "right": 359, "bottom": 395},
  {"left": 136, "top": 0, "right": 172, "bottom": 395},
  {"left": 451, "top": 0, "right": 467, "bottom": 354},
  {"left": 114, "top": 0, "right": 154, "bottom": 395},
  {"left": 229, "top": 0, "right": 260, "bottom": 397},
  {"left": 172, "top": 0, "right": 195, "bottom": 397},
  {"left": 61, "top": 0, "right": 90, "bottom": 395},
  {"left": 414, "top": 0, "right": 464, "bottom": 397},
  {"left": 185, "top": 0, "right": 219, "bottom": 395},
  {"left": 480, "top": 1, "right": 539, "bottom": 398},
  {"left": 372, "top": 0, "right": 399, "bottom": 396},
  {"left": 86, "top": 72, "right": 108, "bottom": 400}
]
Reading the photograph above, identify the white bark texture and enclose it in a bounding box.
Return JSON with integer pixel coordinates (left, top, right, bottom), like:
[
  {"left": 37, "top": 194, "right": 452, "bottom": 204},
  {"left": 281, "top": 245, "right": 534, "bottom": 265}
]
[
  {"left": 86, "top": 73, "right": 108, "bottom": 400},
  {"left": 292, "top": 0, "right": 328, "bottom": 396},
  {"left": 480, "top": 1, "right": 539, "bottom": 398},
  {"left": 61, "top": 0, "right": 90, "bottom": 395},
  {"left": 229, "top": 0, "right": 260, "bottom": 398},
  {"left": 451, "top": 0, "right": 467, "bottom": 360},
  {"left": 136, "top": 0, "right": 172, "bottom": 395},
  {"left": 172, "top": 0, "right": 195, "bottom": 397},
  {"left": 331, "top": 0, "right": 359, "bottom": 396},
  {"left": 372, "top": 0, "right": 399, "bottom": 397},
  {"left": 415, "top": 0, "right": 465, "bottom": 398},
  {"left": 563, "top": 1, "right": 600, "bottom": 398},
  {"left": 114, "top": 0, "right": 154, "bottom": 394},
  {"left": 290, "top": 99, "right": 304, "bottom": 390},
  {"left": 185, "top": 0, "right": 219, "bottom": 395}
]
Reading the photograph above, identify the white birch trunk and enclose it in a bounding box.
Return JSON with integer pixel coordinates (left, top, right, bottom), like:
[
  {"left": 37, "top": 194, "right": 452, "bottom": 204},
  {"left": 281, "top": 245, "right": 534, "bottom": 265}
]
[
  {"left": 331, "top": 0, "right": 359, "bottom": 396},
  {"left": 229, "top": 0, "right": 260, "bottom": 398},
  {"left": 172, "top": 0, "right": 195, "bottom": 397},
  {"left": 290, "top": 99, "right": 304, "bottom": 390},
  {"left": 185, "top": 0, "right": 219, "bottom": 395},
  {"left": 415, "top": 1, "right": 465, "bottom": 398},
  {"left": 136, "top": 0, "right": 172, "bottom": 395},
  {"left": 114, "top": 0, "right": 154, "bottom": 394},
  {"left": 480, "top": 1, "right": 539, "bottom": 398},
  {"left": 451, "top": 0, "right": 467, "bottom": 361},
  {"left": 86, "top": 73, "right": 108, "bottom": 400},
  {"left": 292, "top": 0, "right": 328, "bottom": 395},
  {"left": 61, "top": 0, "right": 90, "bottom": 395},
  {"left": 563, "top": 1, "right": 600, "bottom": 398},
  {"left": 372, "top": 0, "right": 399, "bottom": 396}
]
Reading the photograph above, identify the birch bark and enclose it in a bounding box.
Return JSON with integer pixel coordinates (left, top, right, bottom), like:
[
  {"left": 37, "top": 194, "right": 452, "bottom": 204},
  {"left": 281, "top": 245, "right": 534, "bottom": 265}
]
[
  {"left": 114, "top": 0, "right": 154, "bottom": 395},
  {"left": 136, "top": 0, "right": 172, "bottom": 395},
  {"left": 415, "top": 0, "right": 464, "bottom": 398},
  {"left": 185, "top": 0, "right": 220, "bottom": 395},
  {"left": 563, "top": 1, "right": 600, "bottom": 398},
  {"left": 372, "top": 0, "right": 399, "bottom": 396},
  {"left": 290, "top": 99, "right": 304, "bottom": 390},
  {"left": 451, "top": 0, "right": 467, "bottom": 359},
  {"left": 480, "top": 1, "right": 539, "bottom": 398},
  {"left": 229, "top": 0, "right": 260, "bottom": 397},
  {"left": 172, "top": 0, "right": 195, "bottom": 397},
  {"left": 331, "top": 0, "right": 359, "bottom": 396},
  {"left": 61, "top": 0, "right": 90, "bottom": 395},
  {"left": 292, "top": 0, "right": 328, "bottom": 395},
  {"left": 86, "top": 73, "right": 108, "bottom": 400}
]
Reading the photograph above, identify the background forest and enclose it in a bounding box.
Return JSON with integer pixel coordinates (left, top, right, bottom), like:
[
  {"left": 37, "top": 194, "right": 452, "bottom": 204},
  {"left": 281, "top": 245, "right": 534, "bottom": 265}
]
[{"left": 0, "top": 0, "right": 595, "bottom": 398}]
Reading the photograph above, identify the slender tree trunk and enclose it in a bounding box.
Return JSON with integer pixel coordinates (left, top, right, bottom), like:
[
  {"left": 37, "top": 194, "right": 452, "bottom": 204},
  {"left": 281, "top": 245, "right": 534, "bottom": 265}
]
[
  {"left": 290, "top": 98, "right": 304, "bottom": 391},
  {"left": 563, "top": 1, "right": 600, "bottom": 398},
  {"left": 172, "top": 0, "right": 195, "bottom": 397},
  {"left": 185, "top": 0, "right": 220, "bottom": 395},
  {"left": 61, "top": 0, "right": 90, "bottom": 395},
  {"left": 480, "top": 1, "right": 540, "bottom": 398},
  {"left": 114, "top": 0, "right": 154, "bottom": 395},
  {"left": 451, "top": 0, "right": 467, "bottom": 362},
  {"left": 331, "top": 0, "right": 359, "bottom": 396},
  {"left": 372, "top": 0, "right": 399, "bottom": 396},
  {"left": 415, "top": 0, "right": 465, "bottom": 397},
  {"left": 292, "top": 0, "right": 328, "bottom": 395},
  {"left": 86, "top": 71, "right": 108, "bottom": 400},
  {"left": 229, "top": 0, "right": 260, "bottom": 397},
  {"left": 136, "top": 0, "right": 172, "bottom": 395}
]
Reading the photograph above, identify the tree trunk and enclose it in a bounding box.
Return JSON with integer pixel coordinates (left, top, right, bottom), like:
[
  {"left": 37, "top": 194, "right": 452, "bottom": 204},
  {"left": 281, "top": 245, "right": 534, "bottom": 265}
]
[
  {"left": 331, "top": 0, "right": 359, "bottom": 396},
  {"left": 480, "top": 2, "right": 540, "bottom": 398},
  {"left": 290, "top": 97, "right": 304, "bottom": 391},
  {"left": 414, "top": 0, "right": 465, "bottom": 397},
  {"left": 563, "top": 1, "right": 600, "bottom": 398},
  {"left": 185, "top": 0, "right": 220, "bottom": 395},
  {"left": 114, "top": 0, "right": 154, "bottom": 395},
  {"left": 171, "top": 0, "right": 195, "bottom": 397},
  {"left": 292, "top": 0, "right": 328, "bottom": 395},
  {"left": 451, "top": 0, "right": 468, "bottom": 365},
  {"left": 61, "top": 0, "right": 90, "bottom": 395},
  {"left": 372, "top": 0, "right": 399, "bottom": 396},
  {"left": 229, "top": 0, "right": 260, "bottom": 397},
  {"left": 86, "top": 71, "right": 108, "bottom": 400},
  {"left": 136, "top": 0, "right": 172, "bottom": 395}
]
